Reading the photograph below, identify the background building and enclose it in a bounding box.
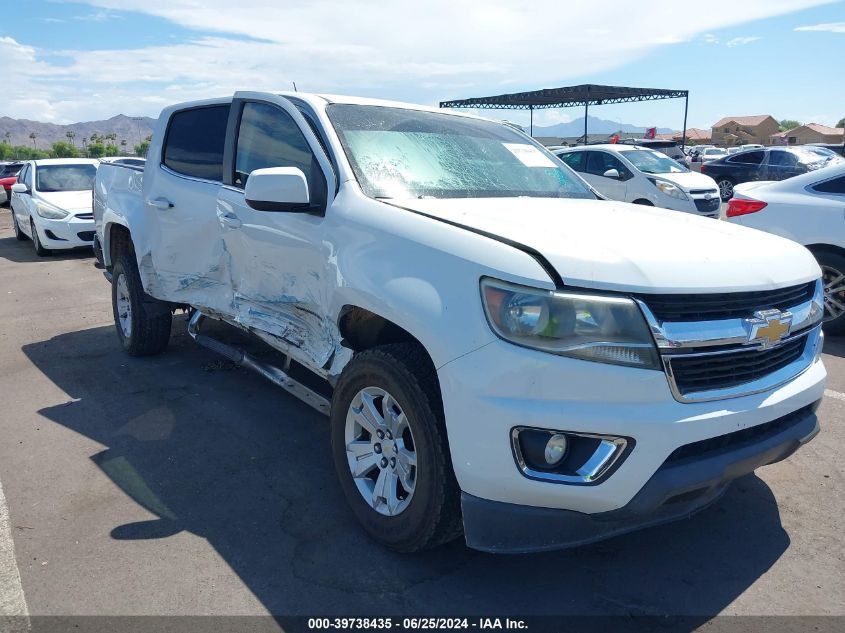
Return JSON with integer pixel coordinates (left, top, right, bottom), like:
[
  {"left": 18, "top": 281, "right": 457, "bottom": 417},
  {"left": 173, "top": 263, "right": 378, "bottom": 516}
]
[
  {"left": 770, "top": 123, "right": 845, "bottom": 146},
  {"left": 711, "top": 115, "right": 779, "bottom": 146}
]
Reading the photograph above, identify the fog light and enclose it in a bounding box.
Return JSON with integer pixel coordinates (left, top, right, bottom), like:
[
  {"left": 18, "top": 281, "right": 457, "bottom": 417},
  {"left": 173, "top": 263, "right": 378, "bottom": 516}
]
[{"left": 544, "top": 434, "right": 568, "bottom": 465}]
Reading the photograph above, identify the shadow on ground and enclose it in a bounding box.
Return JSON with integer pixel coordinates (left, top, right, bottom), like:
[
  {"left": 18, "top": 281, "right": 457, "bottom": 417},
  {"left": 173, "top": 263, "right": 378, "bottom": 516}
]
[
  {"left": 22, "top": 319, "right": 792, "bottom": 624},
  {"left": 0, "top": 234, "right": 94, "bottom": 264}
]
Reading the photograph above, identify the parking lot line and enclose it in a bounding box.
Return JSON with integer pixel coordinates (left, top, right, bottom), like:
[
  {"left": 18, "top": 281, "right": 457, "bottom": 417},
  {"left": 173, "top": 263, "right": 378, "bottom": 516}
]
[
  {"left": 0, "top": 476, "right": 29, "bottom": 630},
  {"left": 824, "top": 388, "right": 845, "bottom": 402}
]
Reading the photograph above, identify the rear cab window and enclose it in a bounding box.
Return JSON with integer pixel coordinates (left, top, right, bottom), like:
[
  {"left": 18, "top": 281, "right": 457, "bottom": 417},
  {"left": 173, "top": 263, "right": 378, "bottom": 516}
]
[{"left": 163, "top": 105, "right": 230, "bottom": 181}]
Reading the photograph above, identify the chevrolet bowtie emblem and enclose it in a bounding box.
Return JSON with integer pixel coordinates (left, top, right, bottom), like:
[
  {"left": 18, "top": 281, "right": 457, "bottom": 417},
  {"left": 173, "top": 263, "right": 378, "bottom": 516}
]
[{"left": 747, "top": 309, "right": 792, "bottom": 348}]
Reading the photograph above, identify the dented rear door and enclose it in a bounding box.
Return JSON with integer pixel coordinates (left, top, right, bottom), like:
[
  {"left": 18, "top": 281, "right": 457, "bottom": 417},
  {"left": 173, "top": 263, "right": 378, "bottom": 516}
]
[{"left": 142, "top": 103, "right": 233, "bottom": 310}]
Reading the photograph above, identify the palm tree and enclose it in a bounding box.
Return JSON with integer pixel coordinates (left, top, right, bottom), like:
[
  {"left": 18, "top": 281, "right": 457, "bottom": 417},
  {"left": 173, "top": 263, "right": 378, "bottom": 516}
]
[
  {"left": 29, "top": 132, "right": 37, "bottom": 149},
  {"left": 66, "top": 130, "right": 76, "bottom": 147},
  {"left": 120, "top": 139, "right": 128, "bottom": 155},
  {"left": 3, "top": 132, "right": 10, "bottom": 145},
  {"left": 90, "top": 133, "right": 99, "bottom": 144}
]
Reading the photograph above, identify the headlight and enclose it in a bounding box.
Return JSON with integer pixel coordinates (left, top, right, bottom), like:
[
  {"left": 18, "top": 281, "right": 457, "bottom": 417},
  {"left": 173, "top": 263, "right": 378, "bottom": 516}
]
[
  {"left": 480, "top": 279, "right": 660, "bottom": 369},
  {"left": 649, "top": 178, "right": 688, "bottom": 200},
  {"left": 35, "top": 201, "right": 69, "bottom": 219}
]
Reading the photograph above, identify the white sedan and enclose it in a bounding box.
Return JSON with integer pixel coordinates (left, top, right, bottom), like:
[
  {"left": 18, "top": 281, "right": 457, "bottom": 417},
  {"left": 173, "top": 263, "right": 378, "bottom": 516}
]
[
  {"left": 10, "top": 158, "right": 98, "bottom": 256},
  {"left": 724, "top": 163, "right": 845, "bottom": 332},
  {"left": 556, "top": 144, "right": 721, "bottom": 216}
]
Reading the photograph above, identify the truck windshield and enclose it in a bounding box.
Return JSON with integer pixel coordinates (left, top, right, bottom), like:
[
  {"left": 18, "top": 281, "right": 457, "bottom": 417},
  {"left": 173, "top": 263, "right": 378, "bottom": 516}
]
[
  {"left": 621, "top": 149, "right": 688, "bottom": 174},
  {"left": 35, "top": 164, "right": 97, "bottom": 192},
  {"left": 326, "top": 104, "right": 595, "bottom": 200}
]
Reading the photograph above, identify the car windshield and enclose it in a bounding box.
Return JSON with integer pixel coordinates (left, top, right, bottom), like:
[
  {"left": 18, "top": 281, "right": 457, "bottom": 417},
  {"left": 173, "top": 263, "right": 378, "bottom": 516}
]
[
  {"left": 620, "top": 149, "right": 687, "bottom": 174},
  {"left": 35, "top": 164, "right": 97, "bottom": 192},
  {"left": 326, "top": 104, "right": 595, "bottom": 200},
  {"left": 805, "top": 147, "right": 837, "bottom": 159},
  {"left": 705, "top": 148, "right": 727, "bottom": 156}
]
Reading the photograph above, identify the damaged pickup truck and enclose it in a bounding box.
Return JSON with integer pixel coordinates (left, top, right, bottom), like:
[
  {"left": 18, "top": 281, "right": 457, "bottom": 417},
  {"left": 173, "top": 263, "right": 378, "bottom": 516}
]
[{"left": 93, "top": 92, "right": 826, "bottom": 553}]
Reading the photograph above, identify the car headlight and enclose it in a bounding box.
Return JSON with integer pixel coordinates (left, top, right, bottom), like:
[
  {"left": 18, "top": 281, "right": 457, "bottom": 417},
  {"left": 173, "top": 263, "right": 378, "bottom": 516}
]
[
  {"left": 480, "top": 279, "right": 660, "bottom": 369},
  {"left": 649, "top": 179, "right": 688, "bottom": 200},
  {"left": 35, "top": 201, "right": 69, "bottom": 219}
]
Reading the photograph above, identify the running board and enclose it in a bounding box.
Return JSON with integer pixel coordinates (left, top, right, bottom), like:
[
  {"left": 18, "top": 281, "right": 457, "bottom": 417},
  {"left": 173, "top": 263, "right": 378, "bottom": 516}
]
[{"left": 188, "top": 310, "right": 331, "bottom": 416}]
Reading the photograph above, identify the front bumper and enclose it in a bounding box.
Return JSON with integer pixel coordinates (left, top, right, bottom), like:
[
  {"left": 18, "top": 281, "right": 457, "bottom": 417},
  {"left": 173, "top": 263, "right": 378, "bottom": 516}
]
[
  {"left": 438, "top": 338, "right": 825, "bottom": 514},
  {"left": 34, "top": 215, "right": 95, "bottom": 249},
  {"left": 461, "top": 401, "right": 819, "bottom": 552}
]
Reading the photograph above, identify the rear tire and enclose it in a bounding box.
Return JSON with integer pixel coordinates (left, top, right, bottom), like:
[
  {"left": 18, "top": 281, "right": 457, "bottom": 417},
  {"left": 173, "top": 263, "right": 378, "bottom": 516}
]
[
  {"left": 717, "top": 178, "right": 734, "bottom": 201},
  {"left": 111, "top": 250, "right": 172, "bottom": 356},
  {"left": 817, "top": 250, "right": 845, "bottom": 335},
  {"left": 330, "top": 343, "right": 462, "bottom": 552},
  {"left": 31, "top": 221, "right": 51, "bottom": 256}
]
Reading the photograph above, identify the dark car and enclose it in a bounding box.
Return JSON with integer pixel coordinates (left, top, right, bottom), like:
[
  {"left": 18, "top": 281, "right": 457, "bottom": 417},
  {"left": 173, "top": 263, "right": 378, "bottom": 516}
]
[{"left": 701, "top": 147, "right": 830, "bottom": 200}]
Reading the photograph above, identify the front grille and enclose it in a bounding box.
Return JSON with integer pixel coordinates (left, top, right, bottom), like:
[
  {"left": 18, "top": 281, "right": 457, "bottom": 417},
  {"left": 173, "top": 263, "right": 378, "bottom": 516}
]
[
  {"left": 693, "top": 197, "right": 720, "bottom": 214},
  {"left": 689, "top": 188, "right": 719, "bottom": 195},
  {"left": 77, "top": 231, "right": 95, "bottom": 242},
  {"left": 639, "top": 281, "right": 816, "bottom": 322},
  {"left": 668, "top": 335, "right": 806, "bottom": 394},
  {"left": 75, "top": 213, "right": 94, "bottom": 220},
  {"left": 665, "top": 404, "right": 812, "bottom": 464}
]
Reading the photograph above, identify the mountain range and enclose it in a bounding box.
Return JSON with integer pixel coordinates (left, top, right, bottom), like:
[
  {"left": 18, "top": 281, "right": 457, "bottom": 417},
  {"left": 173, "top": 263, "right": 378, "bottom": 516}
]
[
  {"left": 0, "top": 114, "right": 157, "bottom": 150},
  {"left": 0, "top": 112, "right": 675, "bottom": 150},
  {"left": 530, "top": 115, "right": 675, "bottom": 137}
]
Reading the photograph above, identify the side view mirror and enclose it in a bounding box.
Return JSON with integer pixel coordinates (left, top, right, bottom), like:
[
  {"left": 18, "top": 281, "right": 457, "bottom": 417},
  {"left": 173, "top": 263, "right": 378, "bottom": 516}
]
[
  {"left": 602, "top": 168, "right": 621, "bottom": 179},
  {"left": 11, "top": 183, "right": 28, "bottom": 194},
  {"left": 244, "top": 167, "right": 310, "bottom": 212}
]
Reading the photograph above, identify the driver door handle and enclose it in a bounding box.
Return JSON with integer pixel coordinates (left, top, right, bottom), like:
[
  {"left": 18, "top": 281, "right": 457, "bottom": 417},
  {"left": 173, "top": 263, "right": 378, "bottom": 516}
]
[
  {"left": 219, "top": 212, "right": 242, "bottom": 229},
  {"left": 147, "top": 197, "right": 174, "bottom": 210}
]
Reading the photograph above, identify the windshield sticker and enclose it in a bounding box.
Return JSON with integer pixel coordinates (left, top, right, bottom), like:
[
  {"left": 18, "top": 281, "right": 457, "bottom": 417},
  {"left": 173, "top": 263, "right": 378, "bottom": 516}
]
[{"left": 502, "top": 143, "right": 556, "bottom": 168}]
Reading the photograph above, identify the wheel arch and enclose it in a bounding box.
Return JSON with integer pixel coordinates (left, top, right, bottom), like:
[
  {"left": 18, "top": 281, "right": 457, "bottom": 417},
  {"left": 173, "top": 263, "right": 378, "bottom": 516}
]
[
  {"left": 806, "top": 243, "right": 845, "bottom": 260},
  {"left": 104, "top": 221, "right": 133, "bottom": 269}
]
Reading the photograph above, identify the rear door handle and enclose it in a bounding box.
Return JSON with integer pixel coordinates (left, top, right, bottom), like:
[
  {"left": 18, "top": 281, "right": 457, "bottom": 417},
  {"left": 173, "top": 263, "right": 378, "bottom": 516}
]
[
  {"left": 147, "top": 197, "right": 174, "bottom": 210},
  {"left": 219, "top": 212, "right": 242, "bottom": 229}
]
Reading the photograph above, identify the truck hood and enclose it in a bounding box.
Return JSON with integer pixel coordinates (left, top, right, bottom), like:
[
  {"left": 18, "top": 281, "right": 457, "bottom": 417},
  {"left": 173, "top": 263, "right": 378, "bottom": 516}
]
[
  {"left": 392, "top": 197, "right": 820, "bottom": 293},
  {"left": 650, "top": 170, "right": 718, "bottom": 192},
  {"left": 37, "top": 190, "right": 92, "bottom": 213}
]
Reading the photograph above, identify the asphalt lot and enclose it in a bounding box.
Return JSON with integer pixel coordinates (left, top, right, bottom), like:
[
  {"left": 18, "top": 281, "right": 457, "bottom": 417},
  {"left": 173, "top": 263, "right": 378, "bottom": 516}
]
[{"left": 0, "top": 206, "right": 843, "bottom": 627}]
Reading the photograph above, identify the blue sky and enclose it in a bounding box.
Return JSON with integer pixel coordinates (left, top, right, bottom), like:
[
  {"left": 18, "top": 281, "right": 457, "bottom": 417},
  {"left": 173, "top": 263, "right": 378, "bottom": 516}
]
[{"left": 2, "top": 0, "right": 843, "bottom": 129}]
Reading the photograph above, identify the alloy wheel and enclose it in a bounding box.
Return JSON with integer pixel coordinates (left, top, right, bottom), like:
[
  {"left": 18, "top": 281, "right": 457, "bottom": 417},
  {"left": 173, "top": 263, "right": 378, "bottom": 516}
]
[
  {"left": 115, "top": 273, "right": 133, "bottom": 338},
  {"left": 821, "top": 265, "right": 845, "bottom": 322},
  {"left": 718, "top": 179, "right": 733, "bottom": 200},
  {"left": 344, "top": 386, "right": 417, "bottom": 516}
]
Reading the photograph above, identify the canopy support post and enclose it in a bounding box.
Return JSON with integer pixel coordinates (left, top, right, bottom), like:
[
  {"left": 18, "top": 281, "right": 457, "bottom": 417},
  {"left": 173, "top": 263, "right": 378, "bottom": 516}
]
[
  {"left": 529, "top": 105, "right": 534, "bottom": 137},
  {"left": 681, "top": 92, "right": 689, "bottom": 150}
]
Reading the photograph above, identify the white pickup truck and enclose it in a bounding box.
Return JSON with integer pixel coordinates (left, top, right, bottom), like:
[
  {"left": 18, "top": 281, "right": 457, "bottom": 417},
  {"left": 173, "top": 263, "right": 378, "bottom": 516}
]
[{"left": 93, "top": 91, "right": 826, "bottom": 553}]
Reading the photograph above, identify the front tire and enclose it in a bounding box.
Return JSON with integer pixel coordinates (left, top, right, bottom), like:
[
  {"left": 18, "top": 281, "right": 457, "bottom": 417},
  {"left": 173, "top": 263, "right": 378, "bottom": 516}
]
[
  {"left": 717, "top": 177, "right": 734, "bottom": 201},
  {"left": 111, "top": 251, "right": 172, "bottom": 356},
  {"left": 330, "top": 343, "right": 462, "bottom": 552},
  {"left": 11, "top": 211, "right": 26, "bottom": 241},
  {"left": 31, "top": 220, "right": 50, "bottom": 256},
  {"left": 817, "top": 251, "right": 845, "bottom": 335}
]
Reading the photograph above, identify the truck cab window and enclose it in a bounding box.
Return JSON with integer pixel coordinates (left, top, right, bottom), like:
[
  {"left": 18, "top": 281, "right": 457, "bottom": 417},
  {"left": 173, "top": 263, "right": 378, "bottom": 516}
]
[
  {"left": 234, "top": 102, "right": 326, "bottom": 206},
  {"left": 162, "top": 105, "right": 230, "bottom": 181}
]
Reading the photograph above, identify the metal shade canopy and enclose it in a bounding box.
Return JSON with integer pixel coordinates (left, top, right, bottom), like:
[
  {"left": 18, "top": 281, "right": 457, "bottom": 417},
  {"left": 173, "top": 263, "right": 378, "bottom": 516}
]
[{"left": 440, "top": 84, "right": 690, "bottom": 147}]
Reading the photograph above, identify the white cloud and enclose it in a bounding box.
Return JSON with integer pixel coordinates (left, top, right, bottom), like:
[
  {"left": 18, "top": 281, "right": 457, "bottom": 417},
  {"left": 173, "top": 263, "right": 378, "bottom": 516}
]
[
  {"left": 73, "top": 11, "right": 123, "bottom": 22},
  {"left": 4, "top": 0, "right": 835, "bottom": 122},
  {"left": 726, "top": 36, "right": 761, "bottom": 47},
  {"left": 795, "top": 21, "right": 845, "bottom": 32},
  {"left": 702, "top": 33, "right": 720, "bottom": 43}
]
